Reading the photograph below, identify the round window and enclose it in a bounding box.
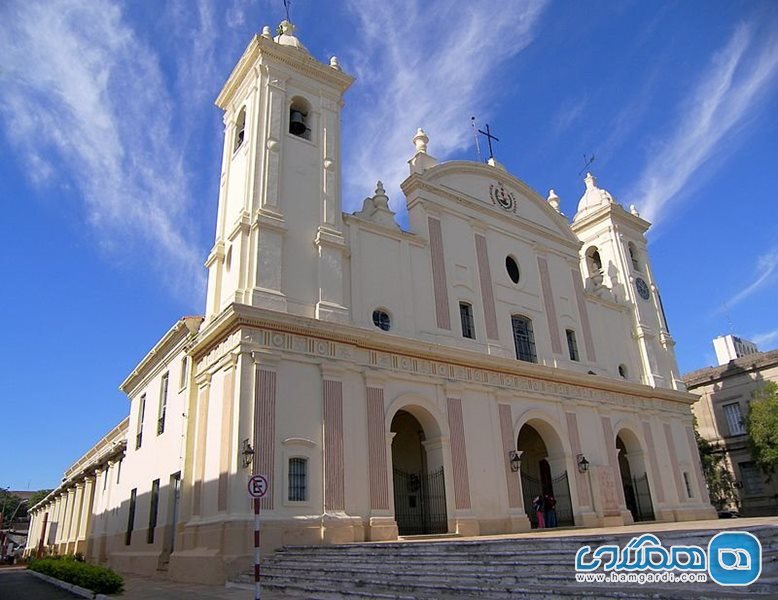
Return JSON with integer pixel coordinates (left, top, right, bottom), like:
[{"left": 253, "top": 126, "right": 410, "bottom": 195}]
[
  {"left": 372, "top": 309, "right": 391, "bottom": 331},
  {"left": 505, "top": 256, "right": 520, "bottom": 284}
]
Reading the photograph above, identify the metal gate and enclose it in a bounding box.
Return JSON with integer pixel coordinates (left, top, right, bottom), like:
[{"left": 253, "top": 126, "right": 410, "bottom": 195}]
[
  {"left": 521, "top": 471, "right": 574, "bottom": 528},
  {"left": 624, "top": 473, "right": 655, "bottom": 522},
  {"left": 393, "top": 467, "right": 447, "bottom": 535}
]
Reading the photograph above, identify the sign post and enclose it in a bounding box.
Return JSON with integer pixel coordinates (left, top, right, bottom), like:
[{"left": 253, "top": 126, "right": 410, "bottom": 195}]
[{"left": 247, "top": 475, "right": 268, "bottom": 600}]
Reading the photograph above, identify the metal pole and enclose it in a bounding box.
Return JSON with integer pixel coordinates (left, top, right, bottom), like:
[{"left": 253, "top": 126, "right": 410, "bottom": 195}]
[{"left": 254, "top": 497, "right": 260, "bottom": 600}]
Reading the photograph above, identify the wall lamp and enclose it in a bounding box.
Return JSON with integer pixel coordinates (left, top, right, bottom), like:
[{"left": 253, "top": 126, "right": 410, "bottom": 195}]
[
  {"left": 577, "top": 454, "right": 590, "bottom": 473},
  {"left": 241, "top": 439, "right": 255, "bottom": 469},
  {"left": 509, "top": 450, "right": 521, "bottom": 472}
]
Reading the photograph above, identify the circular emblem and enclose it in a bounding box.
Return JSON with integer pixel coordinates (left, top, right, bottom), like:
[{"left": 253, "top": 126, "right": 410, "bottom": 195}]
[
  {"left": 635, "top": 277, "right": 650, "bottom": 300},
  {"left": 489, "top": 182, "right": 516, "bottom": 213}
]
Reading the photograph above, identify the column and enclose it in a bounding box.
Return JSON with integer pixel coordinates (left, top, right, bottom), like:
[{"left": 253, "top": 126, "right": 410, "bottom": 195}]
[
  {"left": 252, "top": 352, "right": 278, "bottom": 511},
  {"left": 77, "top": 474, "right": 96, "bottom": 555},
  {"left": 192, "top": 372, "right": 212, "bottom": 516}
]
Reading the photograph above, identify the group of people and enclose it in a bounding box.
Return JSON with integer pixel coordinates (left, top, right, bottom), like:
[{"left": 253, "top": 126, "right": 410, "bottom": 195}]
[{"left": 531, "top": 493, "right": 557, "bottom": 528}]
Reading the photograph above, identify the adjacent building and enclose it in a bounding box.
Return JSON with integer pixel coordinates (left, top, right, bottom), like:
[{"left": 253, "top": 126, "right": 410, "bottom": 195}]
[
  {"left": 713, "top": 334, "right": 760, "bottom": 366},
  {"left": 27, "top": 19, "right": 715, "bottom": 584}
]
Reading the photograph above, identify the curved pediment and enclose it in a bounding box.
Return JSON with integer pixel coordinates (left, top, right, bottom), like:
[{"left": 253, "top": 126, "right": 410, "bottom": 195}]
[{"left": 403, "top": 161, "right": 578, "bottom": 246}]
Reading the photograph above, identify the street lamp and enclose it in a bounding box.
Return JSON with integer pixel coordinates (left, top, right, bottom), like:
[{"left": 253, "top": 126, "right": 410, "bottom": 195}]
[
  {"left": 577, "top": 454, "right": 590, "bottom": 473},
  {"left": 509, "top": 450, "right": 521, "bottom": 472}
]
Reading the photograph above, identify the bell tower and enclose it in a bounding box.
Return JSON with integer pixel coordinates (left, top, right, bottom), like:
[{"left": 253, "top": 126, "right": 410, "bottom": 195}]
[
  {"left": 204, "top": 20, "right": 354, "bottom": 322},
  {"left": 571, "top": 173, "right": 683, "bottom": 390}
]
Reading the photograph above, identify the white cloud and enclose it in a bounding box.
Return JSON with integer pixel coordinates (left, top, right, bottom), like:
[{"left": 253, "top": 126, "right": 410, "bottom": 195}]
[
  {"left": 341, "top": 0, "right": 549, "bottom": 216},
  {"left": 629, "top": 23, "right": 778, "bottom": 228},
  {"left": 552, "top": 96, "right": 588, "bottom": 134},
  {"left": 0, "top": 0, "right": 206, "bottom": 301},
  {"left": 724, "top": 247, "right": 778, "bottom": 309},
  {"left": 751, "top": 327, "right": 778, "bottom": 348}
]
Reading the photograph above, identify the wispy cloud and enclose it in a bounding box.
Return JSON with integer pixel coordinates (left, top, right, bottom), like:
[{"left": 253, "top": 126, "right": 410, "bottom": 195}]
[
  {"left": 723, "top": 247, "right": 778, "bottom": 309},
  {"left": 552, "top": 96, "right": 588, "bottom": 135},
  {"left": 751, "top": 327, "right": 778, "bottom": 348},
  {"left": 629, "top": 22, "right": 778, "bottom": 228},
  {"left": 0, "top": 0, "right": 207, "bottom": 301},
  {"left": 341, "top": 0, "right": 548, "bottom": 215}
]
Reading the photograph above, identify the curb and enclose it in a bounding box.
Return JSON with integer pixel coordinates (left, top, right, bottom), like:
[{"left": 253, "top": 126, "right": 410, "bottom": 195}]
[{"left": 27, "top": 568, "right": 112, "bottom": 599}]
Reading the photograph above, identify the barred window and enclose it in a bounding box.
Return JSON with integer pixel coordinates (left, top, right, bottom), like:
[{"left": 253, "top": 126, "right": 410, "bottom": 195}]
[
  {"left": 459, "top": 302, "right": 475, "bottom": 339},
  {"left": 288, "top": 458, "right": 307, "bottom": 502},
  {"left": 511, "top": 315, "right": 537, "bottom": 363},
  {"left": 565, "top": 329, "right": 579, "bottom": 361},
  {"left": 723, "top": 402, "right": 746, "bottom": 436},
  {"left": 739, "top": 462, "right": 765, "bottom": 495}
]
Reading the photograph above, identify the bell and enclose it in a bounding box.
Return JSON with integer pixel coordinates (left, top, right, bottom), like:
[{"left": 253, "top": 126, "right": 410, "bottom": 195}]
[{"left": 289, "top": 110, "right": 307, "bottom": 136}]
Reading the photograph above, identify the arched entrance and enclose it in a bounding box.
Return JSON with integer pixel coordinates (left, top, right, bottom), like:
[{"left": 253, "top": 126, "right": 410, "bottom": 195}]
[
  {"left": 390, "top": 409, "right": 448, "bottom": 535},
  {"left": 517, "top": 422, "right": 573, "bottom": 528},
  {"left": 616, "top": 430, "right": 655, "bottom": 522}
]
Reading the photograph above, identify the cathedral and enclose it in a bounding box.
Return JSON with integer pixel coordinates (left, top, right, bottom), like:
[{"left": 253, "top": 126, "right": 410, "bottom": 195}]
[{"left": 26, "top": 20, "right": 715, "bottom": 583}]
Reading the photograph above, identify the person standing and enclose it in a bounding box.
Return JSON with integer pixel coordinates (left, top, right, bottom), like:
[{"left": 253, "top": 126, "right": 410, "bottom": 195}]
[
  {"left": 544, "top": 493, "right": 557, "bottom": 528},
  {"left": 532, "top": 495, "right": 545, "bottom": 528}
]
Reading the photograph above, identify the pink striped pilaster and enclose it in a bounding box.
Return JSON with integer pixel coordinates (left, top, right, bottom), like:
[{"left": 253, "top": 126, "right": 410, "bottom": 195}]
[
  {"left": 565, "top": 412, "right": 590, "bottom": 506},
  {"left": 641, "top": 421, "right": 665, "bottom": 503},
  {"left": 601, "top": 416, "right": 627, "bottom": 507},
  {"left": 446, "top": 397, "right": 472, "bottom": 510},
  {"left": 192, "top": 381, "right": 211, "bottom": 515},
  {"left": 218, "top": 365, "right": 236, "bottom": 512},
  {"left": 324, "top": 379, "right": 345, "bottom": 511},
  {"left": 685, "top": 425, "right": 709, "bottom": 501},
  {"left": 474, "top": 234, "right": 498, "bottom": 340},
  {"left": 254, "top": 368, "right": 276, "bottom": 510},
  {"left": 367, "top": 387, "right": 390, "bottom": 510},
  {"left": 428, "top": 217, "right": 451, "bottom": 330},
  {"left": 498, "top": 404, "right": 521, "bottom": 509},
  {"left": 571, "top": 269, "right": 596, "bottom": 362},
  {"left": 663, "top": 423, "right": 685, "bottom": 503},
  {"left": 538, "top": 257, "right": 562, "bottom": 354}
]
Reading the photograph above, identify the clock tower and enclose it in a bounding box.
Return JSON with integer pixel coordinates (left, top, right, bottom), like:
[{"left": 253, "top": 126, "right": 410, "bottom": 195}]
[{"left": 571, "top": 173, "right": 683, "bottom": 390}]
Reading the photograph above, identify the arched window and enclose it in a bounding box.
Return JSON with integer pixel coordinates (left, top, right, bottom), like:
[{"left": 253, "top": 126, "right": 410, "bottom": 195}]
[
  {"left": 511, "top": 315, "right": 537, "bottom": 363},
  {"left": 289, "top": 96, "right": 311, "bottom": 140},
  {"left": 585, "top": 246, "right": 602, "bottom": 277},
  {"left": 288, "top": 458, "right": 307, "bottom": 501},
  {"left": 234, "top": 107, "right": 246, "bottom": 152},
  {"left": 628, "top": 242, "right": 640, "bottom": 271},
  {"left": 372, "top": 309, "right": 391, "bottom": 331}
]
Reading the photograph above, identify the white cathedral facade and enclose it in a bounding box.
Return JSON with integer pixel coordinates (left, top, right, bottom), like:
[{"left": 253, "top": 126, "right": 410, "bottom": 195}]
[{"left": 27, "top": 20, "right": 715, "bottom": 584}]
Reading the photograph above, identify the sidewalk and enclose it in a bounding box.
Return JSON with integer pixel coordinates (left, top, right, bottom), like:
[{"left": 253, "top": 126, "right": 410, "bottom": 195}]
[{"left": 115, "top": 575, "right": 286, "bottom": 600}]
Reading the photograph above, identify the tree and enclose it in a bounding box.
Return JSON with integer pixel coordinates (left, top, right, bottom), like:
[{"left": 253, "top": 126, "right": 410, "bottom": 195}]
[
  {"left": 694, "top": 419, "right": 738, "bottom": 511},
  {"left": 746, "top": 381, "right": 778, "bottom": 480}
]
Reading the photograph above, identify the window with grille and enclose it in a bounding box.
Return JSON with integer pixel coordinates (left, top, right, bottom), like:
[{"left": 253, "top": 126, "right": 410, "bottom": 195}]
[
  {"left": 722, "top": 402, "right": 746, "bottom": 436},
  {"left": 136, "top": 394, "right": 146, "bottom": 449},
  {"left": 372, "top": 309, "right": 391, "bottom": 331},
  {"left": 288, "top": 458, "right": 307, "bottom": 502},
  {"left": 147, "top": 479, "right": 160, "bottom": 544},
  {"left": 158, "top": 373, "right": 169, "bottom": 435},
  {"left": 511, "top": 315, "right": 537, "bottom": 363},
  {"left": 565, "top": 329, "right": 579, "bottom": 361},
  {"left": 739, "top": 462, "right": 765, "bottom": 495},
  {"left": 459, "top": 302, "right": 475, "bottom": 339}
]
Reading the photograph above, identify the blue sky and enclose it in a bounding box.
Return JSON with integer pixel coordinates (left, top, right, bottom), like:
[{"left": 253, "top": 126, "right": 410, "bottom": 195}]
[{"left": 1, "top": 0, "right": 778, "bottom": 491}]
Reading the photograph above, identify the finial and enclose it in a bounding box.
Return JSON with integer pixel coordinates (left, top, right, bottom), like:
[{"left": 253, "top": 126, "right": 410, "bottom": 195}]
[
  {"left": 277, "top": 19, "right": 295, "bottom": 36},
  {"left": 584, "top": 172, "right": 597, "bottom": 189},
  {"left": 413, "top": 128, "right": 429, "bottom": 154},
  {"left": 330, "top": 56, "right": 341, "bottom": 70},
  {"left": 630, "top": 204, "right": 640, "bottom": 216},
  {"left": 373, "top": 181, "right": 389, "bottom": 209},
  {"left": 547, "top": 189, "right": 561, "bottom": 213},
  {"left": 261, "top": 25, "right": 272, "bottom": 39}
]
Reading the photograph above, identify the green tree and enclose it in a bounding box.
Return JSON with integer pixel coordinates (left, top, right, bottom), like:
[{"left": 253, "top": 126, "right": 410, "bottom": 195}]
[
  {"left": 0, "top": 490, "right": 23, "bottom": 523},
  {"left": 694, "top": 418, "right": 737, "bottom": 510},
  {"left": 746, "top": 381, "right": 778, "bottom": 480}
]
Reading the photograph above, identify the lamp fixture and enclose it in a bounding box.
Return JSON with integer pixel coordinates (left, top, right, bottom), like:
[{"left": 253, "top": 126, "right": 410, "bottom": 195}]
[
  {"left": 577, "top": 453, "right": 590, "bottom": 473},
  {"left": 509, "top": 450, "right": 521, "bottom": 472},
  {"left": 241, "top": 439, "right": 255, "bottom": 469}
]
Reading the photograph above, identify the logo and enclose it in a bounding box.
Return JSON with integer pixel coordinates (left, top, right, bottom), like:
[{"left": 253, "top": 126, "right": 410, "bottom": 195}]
[
  {"left": 708, "top": 531, "right": 762, "bottom": 586},
  {"left": 489, "top": 182, "right": 516, "bottom": 213}
]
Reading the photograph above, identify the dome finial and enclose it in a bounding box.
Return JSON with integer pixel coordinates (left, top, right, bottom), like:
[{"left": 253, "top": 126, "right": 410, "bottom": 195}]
[
  {"left": 584, "top": 172, "right": 597, "bottom": 190},
  {"left": 547, "top": 189, "right": 561, "bottom": 213},
  {"left": 413, "top": 128, "right": 429, "bottom": 154}
]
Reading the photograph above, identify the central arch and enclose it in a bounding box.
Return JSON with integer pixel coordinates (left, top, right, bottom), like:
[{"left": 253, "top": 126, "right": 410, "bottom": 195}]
[
  {"left": 517, "top": 419, "right": 574, "bottom": 528},
  {"left": 390, "top": 408, "right": 448, "bottom": 535}
]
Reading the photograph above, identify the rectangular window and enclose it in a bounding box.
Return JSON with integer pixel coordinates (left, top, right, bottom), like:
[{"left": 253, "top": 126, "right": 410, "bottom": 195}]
[
  {"left": 126, "top": 488, "right": 137, "bottom": 545},
  {"left": 683, "top": 472, "right": 694, "bottom": 498},
  {"left": 103, "top": 466, "right": 109, "bottom": 491},
  {"left": 147, "top": 479, "right": 160, "bottom": 544},
  {"left": 722, "top": 402, "right": 746, "bottom": 436},
  {"left": 566, "top": 329, "right": 579, "bottom": 361},
  {"left": 157, "top": 373, "right": 169, "bottom": 436},
  {"left": 288, "top": 458, "right": 307, "bottom": 502},
  {"left": 116, "top": 459, "right": 122, "bottom": 484},
  {"left": 739, "top": 462, "right": 765, "bottom": 495},
  {"left": 179, "top": 357, "right": 188, "bottom": 389},
  {"left": 136, "top": 394, "right": 146, "bottom": 449},
  {"left": 511, "top": 315, "right": 537, "bottom": 363},
  {"left": 459, "top": 302, "right": 475, "bottom": 339}
]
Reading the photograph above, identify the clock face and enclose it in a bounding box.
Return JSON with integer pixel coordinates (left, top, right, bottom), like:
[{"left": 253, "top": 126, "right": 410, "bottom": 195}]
[{"left": 635, "top": 277, "right": 650, "bottom": 300}]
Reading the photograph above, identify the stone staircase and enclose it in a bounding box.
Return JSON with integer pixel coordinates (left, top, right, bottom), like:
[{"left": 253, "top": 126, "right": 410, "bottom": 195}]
[{"left": 228, "top": 525, "right": 778, "bottom": 599}]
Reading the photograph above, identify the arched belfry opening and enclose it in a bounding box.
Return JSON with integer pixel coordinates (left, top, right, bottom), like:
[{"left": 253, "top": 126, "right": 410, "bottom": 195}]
[
  {"left": 517, "top": 421, "right": 573, "bottom": 528},
  {"left": 616, "top": 429, "right": 655, "bottom": 522},
  {"left": 390, "top": 409, "right": 448, "bottom": 535}
]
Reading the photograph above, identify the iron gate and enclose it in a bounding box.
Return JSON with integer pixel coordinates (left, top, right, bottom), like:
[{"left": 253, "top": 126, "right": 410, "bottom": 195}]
[
  {"left": 393, "top": 467, "right": 447, "bottom": 535},
  {"left": 521, "top": 471, "right": 574, "bottom": 528},
  {"left": 624, "top": 473, "right": 655, "bottom": 522}
]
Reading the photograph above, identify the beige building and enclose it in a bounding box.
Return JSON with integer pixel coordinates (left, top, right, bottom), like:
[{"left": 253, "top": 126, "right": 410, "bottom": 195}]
[
  {"left": 27, "top": 20, "right": 715, "bottom": 584},
  {"left": 685, "top": 347, "right": 778, "bottom": 517}
]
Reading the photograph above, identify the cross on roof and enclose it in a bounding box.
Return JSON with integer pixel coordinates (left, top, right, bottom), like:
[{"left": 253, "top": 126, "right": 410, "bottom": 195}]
[{"left": 477, "top": 123, "right": 499, "bottom": 161}]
